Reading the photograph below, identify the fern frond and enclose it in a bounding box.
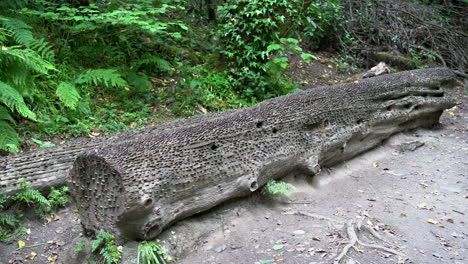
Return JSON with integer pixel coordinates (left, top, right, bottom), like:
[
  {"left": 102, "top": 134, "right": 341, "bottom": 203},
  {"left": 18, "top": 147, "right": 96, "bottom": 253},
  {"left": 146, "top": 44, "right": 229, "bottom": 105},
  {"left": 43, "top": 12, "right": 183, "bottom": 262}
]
[
  {"left": 0, "top": 106, "right": 19, "bottom": 152},
  {"left": 48, "top": 186, "right": 70, "bottom": 211},
  {"left": 75, "top": 69, "right": 128, "bottom": 89},
  {"left": 0, "top": 213, "right": 20, "bottom": 227},
  {"left": 30, "top": 38, "right": 55, "bottom": 62},
  {"left": 0, "top": 212, "right": 26, "bottom": 243},
  {"left": 0, "top": 16, "right": 33, "bottom": 46},
  {"left": 135, "top": 56, "right": 172, "bottom": 72},
  {"left": 14, "top": 180, "right": 51, "bottom": 218},
  {"left": 0, "top": 80, "right": 36, "bottom": 120},
  {"left": 0, "top": 106, "right": 15, "bottom": 124},
  {"left": 0, "top": 27, "right": 10, "bottom": 45},
  {"left": 0, "top": 47, "right": 56, "bottom": 75},
  {"left": 56, "top": 82, "right": 81, "bottom": 109}
]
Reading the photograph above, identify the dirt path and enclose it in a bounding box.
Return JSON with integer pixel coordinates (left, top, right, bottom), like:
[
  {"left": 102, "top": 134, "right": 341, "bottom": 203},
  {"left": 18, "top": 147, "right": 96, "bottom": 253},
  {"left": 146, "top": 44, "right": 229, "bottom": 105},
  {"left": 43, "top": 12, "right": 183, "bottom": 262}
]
[{"left": 1, "top": 85, "right": 466, "bottom": 264}]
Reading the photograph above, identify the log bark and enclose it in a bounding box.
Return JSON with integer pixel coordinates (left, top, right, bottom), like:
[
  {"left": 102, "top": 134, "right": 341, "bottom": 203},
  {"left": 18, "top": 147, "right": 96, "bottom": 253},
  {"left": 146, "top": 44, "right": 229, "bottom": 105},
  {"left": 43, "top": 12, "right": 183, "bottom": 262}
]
[
  {"left": 0, "top": 137, "right": 107, "bottom": 196},
  {"left": 0, "top": 113, "right": 228, "bottom": 196},
  {"left": 67, "top": 68, "right": 457, "bottom": 241}
]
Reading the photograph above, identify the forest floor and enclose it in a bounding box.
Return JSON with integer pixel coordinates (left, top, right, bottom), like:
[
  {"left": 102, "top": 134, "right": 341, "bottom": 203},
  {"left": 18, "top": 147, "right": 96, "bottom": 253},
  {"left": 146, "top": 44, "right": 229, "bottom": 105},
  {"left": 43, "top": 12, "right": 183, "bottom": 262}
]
[{"left": 0, "top": 57, "right": 466, "bottom": 264}]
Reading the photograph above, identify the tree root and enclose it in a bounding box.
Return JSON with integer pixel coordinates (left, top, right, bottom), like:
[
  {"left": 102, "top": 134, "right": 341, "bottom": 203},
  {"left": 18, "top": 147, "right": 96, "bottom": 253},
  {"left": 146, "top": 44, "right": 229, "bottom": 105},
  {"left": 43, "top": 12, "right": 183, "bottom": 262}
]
[
  {"left": 285, "top": 211, "right": 405, "bottom": 263},
  {"left": 334, "top": 218, "right": 405, "bottom": 264}
]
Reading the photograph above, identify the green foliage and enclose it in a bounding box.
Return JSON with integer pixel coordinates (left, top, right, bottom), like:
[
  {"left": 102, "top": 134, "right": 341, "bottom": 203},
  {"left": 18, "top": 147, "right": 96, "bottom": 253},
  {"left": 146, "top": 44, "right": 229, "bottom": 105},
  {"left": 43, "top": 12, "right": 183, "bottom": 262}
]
[
  {"left": 92, "top": 230, "right": 122, "bottom": 264},
  {"left": 173, "top": 67, "right": 250, "bottom": 115},
  {"left": 0, "top": 213, "right": 27, "bottom": 243},
  {"left": 218, "top": 0, "right": 314, "bottom": 100},
  {"left": 14, "top": 180, "right": 51, "bottom": 218},
  {"left": 73, "top": 241, "right": 87, "bottom": 254},
  {"left": 0, "top": 16, "right": 34, "bottom": 46},
  {"left": 137, "top": 240, "right": 170, "bottom": 264},
  {"left": 56, "top": 82, "right": 81, "bottom": 110},
  {"left": 261, "top": 180, "right": 296, "bottom": 197},
  {"left": 299, "top": 0, "right": 344, "bottom": 48},
  {"left": 48, "top": 186, "right": 70, "bottom": 211},
  {"left": 0, "top": 181, "right": 69, "bottom": 243},
  {"left": 0, "top": 193, "right": 26, "bottom": 243},
  {"left": 75, "top": 69, "right": 128, "bottom": 90},
  {"left": 0, "top": 105, "right": 20, "bottom": 153}
]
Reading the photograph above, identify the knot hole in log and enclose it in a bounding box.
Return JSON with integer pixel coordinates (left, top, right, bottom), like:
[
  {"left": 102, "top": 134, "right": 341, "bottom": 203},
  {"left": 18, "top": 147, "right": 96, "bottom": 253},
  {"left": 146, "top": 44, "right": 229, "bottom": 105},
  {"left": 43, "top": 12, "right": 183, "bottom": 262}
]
[
  {"left": 211, "top": 143, "right": 218, "bottom": 151},
  {"left": 250, "top": 181, "right": 258, "bottom": 192}
]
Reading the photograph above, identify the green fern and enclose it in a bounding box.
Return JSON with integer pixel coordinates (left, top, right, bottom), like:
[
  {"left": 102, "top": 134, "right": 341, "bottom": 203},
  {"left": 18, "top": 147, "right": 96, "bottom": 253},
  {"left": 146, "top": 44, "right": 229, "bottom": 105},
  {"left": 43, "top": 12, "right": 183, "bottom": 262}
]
[
  {"left": 0, "top": 80, "right": 36, "bottom": 120},
  {"left": 137, "top": 240, "right": 170, "bottom": 264},
  {"left": 14, "top": 180, "right": 51, "bottom": 219},
  {"left": 135, "top": 56, "right": 172, "bottom": 72},
  {"left": 0, "top": 213, "right": 27, "bottom": 243},
  {"left": 0, "top": 47, "right": 56, "bottom": 75},
  {"left": 92, "top": 230, "right": 122, "bottom": 264},
  {"left": 0, "top": 193, "right": 26, "bottom": 243},
  {"left": 56, "top": 82, "right": 81, "bottom": 110},
  {"left": 30, "top": 38, "right": 55, "bottom": 62},
  {"left": 48, "top": 186, "right": 69, "bottom": 211},
  {"left": 0, "top": 106, "right": 20, "bottom": 152},
  {"left": 0, "top": 27, "right": 9, "bottom": 44},
  {"left": 0, "top": 120, "right": 20, "bottom": 153},
  {"left": 0, "top": 16, "right": 33, "bottom": 46},
  {"left": 0, "top": 193, "right": 11, "bottom": 211},
  {"left": 261, "top": 180, "right": 296, "bottom": 196},
  {"left": 75, "top": 69, "right": 128, "bottom": 89}
]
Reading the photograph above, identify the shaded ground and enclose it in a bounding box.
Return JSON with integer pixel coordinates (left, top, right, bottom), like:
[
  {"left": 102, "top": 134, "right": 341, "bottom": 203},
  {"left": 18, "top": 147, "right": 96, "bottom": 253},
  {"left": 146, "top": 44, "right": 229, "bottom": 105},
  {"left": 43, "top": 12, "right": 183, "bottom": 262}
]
[{"left": 0, "top": 70, "right": 466, "bottom": 264}]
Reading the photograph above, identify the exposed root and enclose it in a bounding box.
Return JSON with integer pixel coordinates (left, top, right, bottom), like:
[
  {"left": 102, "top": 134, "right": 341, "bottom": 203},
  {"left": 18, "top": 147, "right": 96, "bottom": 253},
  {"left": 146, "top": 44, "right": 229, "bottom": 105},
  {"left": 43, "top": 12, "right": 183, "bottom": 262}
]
[
  {"left": 334, "top": 217, "right": 405, "bottom": 264},
  {"left": 286, "top": 211, "right": 404, "bottom": 263},
  {"left": 283, "top": 210, "right": 345, "bottom": 224},
  {"left": 334, "top": 220, "right": 358, "bottom": 264}
]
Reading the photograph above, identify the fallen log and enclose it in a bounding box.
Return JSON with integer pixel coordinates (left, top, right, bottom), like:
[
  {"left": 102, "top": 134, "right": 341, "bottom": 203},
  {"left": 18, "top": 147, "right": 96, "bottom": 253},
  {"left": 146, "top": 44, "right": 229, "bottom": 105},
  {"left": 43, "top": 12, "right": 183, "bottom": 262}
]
[
  {"left": 68, "top": 68, "right": 457, "bottom": 241},
  {"left": 0, "top": 113, "right": 229, "bottom": 196}
]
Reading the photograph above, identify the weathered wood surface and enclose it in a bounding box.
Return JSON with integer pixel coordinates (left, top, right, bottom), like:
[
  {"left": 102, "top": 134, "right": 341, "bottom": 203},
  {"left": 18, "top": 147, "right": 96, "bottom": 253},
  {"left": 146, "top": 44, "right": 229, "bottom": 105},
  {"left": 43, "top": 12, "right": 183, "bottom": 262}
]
[
  {"left": 68, "top": 68, "right": 457, "bottom": 241},
  {"left": 0, "top": 113, "right": 227, "bottom": 195},
  {"left": 0, "top": 137, "right": 106, "bottom": 195}
]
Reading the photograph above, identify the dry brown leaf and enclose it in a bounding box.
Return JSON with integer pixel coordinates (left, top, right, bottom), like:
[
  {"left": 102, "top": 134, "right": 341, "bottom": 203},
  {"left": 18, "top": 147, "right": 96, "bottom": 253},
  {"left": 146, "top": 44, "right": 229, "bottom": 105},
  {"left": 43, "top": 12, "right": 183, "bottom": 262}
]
[{"left": 25, "top": 252, "right": 37, "bottom": 260}]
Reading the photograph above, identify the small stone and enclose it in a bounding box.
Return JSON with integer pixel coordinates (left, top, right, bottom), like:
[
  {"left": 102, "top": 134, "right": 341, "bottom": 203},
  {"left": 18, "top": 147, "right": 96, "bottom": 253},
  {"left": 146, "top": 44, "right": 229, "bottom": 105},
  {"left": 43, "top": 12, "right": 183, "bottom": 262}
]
[
  {"left": 214, "top": 245, "right": 226, "bottom": 253},
  {"left": 293, "top": 230, "right": 306, "bottom": 235}
]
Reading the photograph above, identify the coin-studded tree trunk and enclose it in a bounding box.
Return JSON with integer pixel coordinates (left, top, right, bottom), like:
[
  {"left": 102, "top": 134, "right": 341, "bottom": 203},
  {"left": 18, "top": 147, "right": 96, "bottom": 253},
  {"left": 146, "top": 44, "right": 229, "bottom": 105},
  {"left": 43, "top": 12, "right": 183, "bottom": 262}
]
[{"left": 68, "top": 68, "right": 457, "bottom": 241}]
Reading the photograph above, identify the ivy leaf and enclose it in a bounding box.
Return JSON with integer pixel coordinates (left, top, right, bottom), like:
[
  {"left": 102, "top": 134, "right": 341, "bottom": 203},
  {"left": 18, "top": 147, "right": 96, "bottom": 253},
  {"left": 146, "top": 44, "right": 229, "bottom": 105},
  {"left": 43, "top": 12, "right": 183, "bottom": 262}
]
[{"left": 267, "top": 43, "right": 282, "bottom": 52}]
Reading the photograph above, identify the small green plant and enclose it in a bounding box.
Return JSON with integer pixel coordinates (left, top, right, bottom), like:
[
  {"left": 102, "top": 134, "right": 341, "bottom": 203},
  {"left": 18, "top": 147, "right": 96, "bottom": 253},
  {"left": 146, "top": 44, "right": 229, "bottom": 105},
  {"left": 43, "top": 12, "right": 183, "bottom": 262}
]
[
  {"left": 137, "top": 240, "right": 170, "bottom": 264},
  {"left": 0, "top": 180, "right": 70, "bottom": 243},
  {"left": 91, "top": 230, "right": 122, "bottom": 264},
  {"left": 261, "top": 180, "right": 296, "bottom": 196},
  {"left": 0, "top": 193, "right": 27, "bottom": 243},
  {"left": 14, "top": 180, "right": 51, "bottom": 218},
  {"left": 31, "top": 138, "right": 56, "bottom": 149},
  {"left": 48, "top": 186, "right": 70, "bottom": 211},
  {"left": 73, "top": 241, "right": 87, "bottom": 254}
]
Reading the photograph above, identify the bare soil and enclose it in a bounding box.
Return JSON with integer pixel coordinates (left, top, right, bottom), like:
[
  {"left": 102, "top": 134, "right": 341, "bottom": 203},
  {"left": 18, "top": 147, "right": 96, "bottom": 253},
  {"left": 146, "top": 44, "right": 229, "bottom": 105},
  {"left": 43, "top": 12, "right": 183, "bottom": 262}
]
[{"left": 0, "top": 63, "right": 466, "bottom": 264}]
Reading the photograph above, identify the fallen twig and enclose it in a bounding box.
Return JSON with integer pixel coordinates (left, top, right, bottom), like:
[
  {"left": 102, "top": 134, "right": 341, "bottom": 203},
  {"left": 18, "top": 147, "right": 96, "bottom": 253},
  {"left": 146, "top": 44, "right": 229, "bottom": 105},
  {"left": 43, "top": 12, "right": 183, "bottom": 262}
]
[
  {"left": 283, "top": 210, "right": 345, "bottom": 224},
  {"left": 16, "top": 242, "right": 48, "bottom": 251}
]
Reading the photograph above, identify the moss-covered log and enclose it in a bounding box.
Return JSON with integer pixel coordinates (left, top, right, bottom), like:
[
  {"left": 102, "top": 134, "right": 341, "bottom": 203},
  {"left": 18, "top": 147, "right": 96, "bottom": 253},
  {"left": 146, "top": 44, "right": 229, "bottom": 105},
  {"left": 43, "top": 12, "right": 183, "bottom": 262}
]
[{"left": 68, "top": 68, "right": 457, "bottom": 241}]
